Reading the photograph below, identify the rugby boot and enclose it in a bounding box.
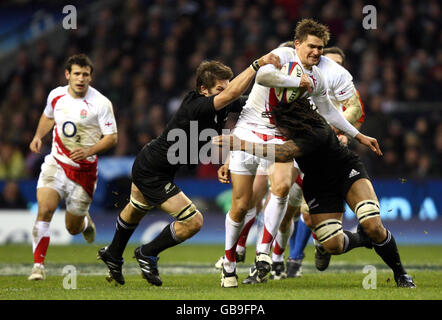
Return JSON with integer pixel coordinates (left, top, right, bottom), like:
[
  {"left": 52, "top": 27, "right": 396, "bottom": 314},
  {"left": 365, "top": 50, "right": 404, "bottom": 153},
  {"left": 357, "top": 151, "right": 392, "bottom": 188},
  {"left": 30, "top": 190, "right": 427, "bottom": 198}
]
[
  {"left": 395, "top": 274, "right": 416, "bottom": 288},
  {"left": 97, "top": 247, "right": 125, "bottom": 285},
  {"left": 286, "top": 258, "right": 303, "bottom": 278},
  {"left": 134, "top": 247, "right": 162, "bottom": 286},
  {"left": 270, "top": 261, "right": 287, "bottom": 280},
  {"left": 242, "top": 265, "right": 267, "bottom": 284},
  {"left": 315, "top": 244, "right": 331, "bottom": 271}
]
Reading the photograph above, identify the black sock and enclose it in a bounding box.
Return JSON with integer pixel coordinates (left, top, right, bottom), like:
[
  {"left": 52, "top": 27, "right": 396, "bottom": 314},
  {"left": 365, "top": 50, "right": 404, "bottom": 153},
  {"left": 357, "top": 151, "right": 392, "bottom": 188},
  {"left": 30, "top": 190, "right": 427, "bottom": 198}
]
[
  {"left": 107, "top": 215, "right": 138, "bottom": 260},
  {"left": 140, "top": 222, "right": 183, "bottom": 257},
  {"left": 373, "top": 230, "right": 406, "bottom": 277},
  {"left": 343, "top": 230, "right": 368, "bottom": 253}
]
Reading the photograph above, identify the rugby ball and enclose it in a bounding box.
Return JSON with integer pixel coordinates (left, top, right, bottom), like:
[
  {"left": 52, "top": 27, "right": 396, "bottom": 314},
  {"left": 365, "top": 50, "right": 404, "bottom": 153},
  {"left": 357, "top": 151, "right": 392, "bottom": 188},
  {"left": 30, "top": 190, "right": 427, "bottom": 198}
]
[{"left": 274, "top": 62, "right": 304, "bottom": 103}]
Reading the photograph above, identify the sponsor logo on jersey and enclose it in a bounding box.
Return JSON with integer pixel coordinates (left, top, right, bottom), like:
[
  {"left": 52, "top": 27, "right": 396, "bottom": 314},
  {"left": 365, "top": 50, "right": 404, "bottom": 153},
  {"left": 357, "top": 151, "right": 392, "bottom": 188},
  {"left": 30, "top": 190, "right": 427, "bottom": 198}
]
[
  {"left": 349, "top": 169, "right": 360, "bottom": 178},
  {"left": 261, "top": 111, "right": 272, "bottom": 119}
]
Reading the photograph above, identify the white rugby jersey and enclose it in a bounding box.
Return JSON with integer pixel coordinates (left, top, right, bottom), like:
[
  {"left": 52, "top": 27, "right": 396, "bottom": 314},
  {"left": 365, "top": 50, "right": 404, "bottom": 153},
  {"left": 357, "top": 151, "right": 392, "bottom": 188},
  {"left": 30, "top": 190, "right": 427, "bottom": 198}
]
[
  {"left": 235, "top": 46, "right": 358, "bottom": 138},
  {"left": 44, "top": 85, "right": 117, "bottom": 168},
  {"left": 316, "top": 55, "right": 355, "bottom": 109}
]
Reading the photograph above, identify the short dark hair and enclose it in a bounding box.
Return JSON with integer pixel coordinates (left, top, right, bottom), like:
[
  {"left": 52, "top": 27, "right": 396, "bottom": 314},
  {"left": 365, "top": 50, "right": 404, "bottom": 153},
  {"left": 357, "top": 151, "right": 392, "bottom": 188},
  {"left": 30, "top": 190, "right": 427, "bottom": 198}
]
[
  {"left": 294, "top": 19, "right": 330, "bottom": 46},
  {"left": 195, "top": 61, "right": 233, "bottom": 92},
  {"left": 65, "top": 53, "right": 94, "bottom": 74},
  {"left": 323, "top": 47, "right": 346, "bottom": 64}
]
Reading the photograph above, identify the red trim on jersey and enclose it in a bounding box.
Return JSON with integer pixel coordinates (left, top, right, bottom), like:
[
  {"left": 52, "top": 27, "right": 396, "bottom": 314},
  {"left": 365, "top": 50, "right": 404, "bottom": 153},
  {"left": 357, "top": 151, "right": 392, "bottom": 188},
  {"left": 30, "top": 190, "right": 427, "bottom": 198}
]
[
  {"left": 53, "top": 127, "right": 98, "bottom": 198},
  {"left": 355, "top": 90, "right": 365, "bottom": 123},
  {"left": 51, "top": 94, "right": 66, "bottom": 109},
  {"left": 265, "top": 88, "right": 280, "bottom": 124},
  {"left": 295, "top": 175, "right": 303, "bottom": 188},
  {"left": 252, "top": 131, "right": 285, "bottom": 142}
]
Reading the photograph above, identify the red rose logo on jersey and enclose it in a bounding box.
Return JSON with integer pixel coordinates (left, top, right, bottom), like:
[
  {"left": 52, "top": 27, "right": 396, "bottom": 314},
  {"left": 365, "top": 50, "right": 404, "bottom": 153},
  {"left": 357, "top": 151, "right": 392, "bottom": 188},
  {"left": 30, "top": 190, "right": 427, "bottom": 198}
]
[{"left": 80, "top": 109, "right": 88, "bottom": 119}]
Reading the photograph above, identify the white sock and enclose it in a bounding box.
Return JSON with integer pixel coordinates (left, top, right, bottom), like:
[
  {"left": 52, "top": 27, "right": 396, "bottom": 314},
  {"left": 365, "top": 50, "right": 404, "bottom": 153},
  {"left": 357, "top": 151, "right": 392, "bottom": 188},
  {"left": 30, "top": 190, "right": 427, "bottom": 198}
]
[
  {"left": 272, "top": 222, "right": 294, "bottom": 262},
  {"left": 32, "top": 221, "right": 51, "bottom": 265},
  {"left": 257, "top": 193, "right": 288, "bottom": 254},
  {"left": 236, "top": 207, "right": 257, "bottom": 253},
  {"left": 223, "top": 212, "right": 244, "bottom": 273}
]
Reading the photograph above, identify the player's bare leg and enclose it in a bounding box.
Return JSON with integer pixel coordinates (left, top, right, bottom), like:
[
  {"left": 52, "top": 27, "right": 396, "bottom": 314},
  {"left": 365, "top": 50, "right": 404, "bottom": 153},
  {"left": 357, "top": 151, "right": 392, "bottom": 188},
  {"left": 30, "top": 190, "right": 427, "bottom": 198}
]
[
  {"left": 134, "top": 191, "right": 203, "bottom": 286},
  {"left": 98, "top": 183, "right": 150, "bottom": 285},
  {"left": 346, "top": 179, "right": 416, "bottom": 288}
]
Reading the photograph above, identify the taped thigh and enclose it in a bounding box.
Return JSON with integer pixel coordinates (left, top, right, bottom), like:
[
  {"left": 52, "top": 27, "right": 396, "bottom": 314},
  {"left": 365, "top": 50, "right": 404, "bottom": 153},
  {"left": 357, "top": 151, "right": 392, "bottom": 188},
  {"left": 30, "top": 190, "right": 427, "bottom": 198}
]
[
  {"left": 354, "top": 200, "right": 380, "bottom": 223},
  {"left": 170, "top": 203, "right": 197, "bottom": 222},
  {"left": 130, "top": 195, "right": 154, "bottom": 213},
  {"left": 313, "top": 219, "right": 343, "bottom": 244}
]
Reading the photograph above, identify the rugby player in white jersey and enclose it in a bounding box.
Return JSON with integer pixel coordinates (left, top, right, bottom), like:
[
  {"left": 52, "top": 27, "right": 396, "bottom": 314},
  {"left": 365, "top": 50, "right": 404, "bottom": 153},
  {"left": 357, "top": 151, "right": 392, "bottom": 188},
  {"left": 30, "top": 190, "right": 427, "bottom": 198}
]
[
  {"left": 28, "top": 54, "right": 118, "bottom": 280},
  {"left": 221, "top": 19, "right": 381, "bottom": 287}
]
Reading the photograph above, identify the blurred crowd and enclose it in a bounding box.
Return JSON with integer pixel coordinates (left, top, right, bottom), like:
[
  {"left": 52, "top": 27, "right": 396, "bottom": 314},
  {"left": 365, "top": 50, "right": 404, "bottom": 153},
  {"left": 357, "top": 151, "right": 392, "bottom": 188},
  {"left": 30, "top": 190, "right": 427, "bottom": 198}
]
[{"left": 0, "top": 0, "right": 441, "bottom": 182}]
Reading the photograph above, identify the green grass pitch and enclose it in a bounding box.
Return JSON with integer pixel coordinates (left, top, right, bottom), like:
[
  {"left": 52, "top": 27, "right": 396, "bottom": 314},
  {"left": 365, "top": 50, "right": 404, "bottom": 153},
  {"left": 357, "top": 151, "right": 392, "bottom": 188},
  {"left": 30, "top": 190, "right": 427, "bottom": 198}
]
[{"left": 1, "top": 244, "right": 441, "bottom": 300}]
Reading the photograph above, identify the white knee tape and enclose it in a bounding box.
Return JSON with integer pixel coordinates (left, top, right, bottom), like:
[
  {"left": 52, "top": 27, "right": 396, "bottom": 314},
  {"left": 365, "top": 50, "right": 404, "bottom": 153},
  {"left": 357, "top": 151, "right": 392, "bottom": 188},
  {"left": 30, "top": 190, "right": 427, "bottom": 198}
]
[
  {"left": 313, "top": 219, "right": 343, "bottom": 244},
  {"left": 171, "top": 203, "right": 197, "bottom": 222},
  {"left": 355, "top": 200, "right": 380, "bottom": 223},
  {"left": 130, "top": 195, "right": 153, "bottom": 212}
]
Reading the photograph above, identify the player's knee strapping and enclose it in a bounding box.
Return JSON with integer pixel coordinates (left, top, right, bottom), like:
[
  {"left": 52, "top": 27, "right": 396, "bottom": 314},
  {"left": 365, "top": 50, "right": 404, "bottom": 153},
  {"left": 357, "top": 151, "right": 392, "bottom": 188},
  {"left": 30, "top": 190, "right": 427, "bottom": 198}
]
[
  {"left": 171, "top": 203, "right": 197, "bottom": 222},
  {"left": 313, "top": 219, "right": 343, "bottom": 244},
  {"left": 354, "top": 200, "right": 380, "bottom": 223},
  {"left": 130, "top": 196, "right": 153, "bottom": 213}
]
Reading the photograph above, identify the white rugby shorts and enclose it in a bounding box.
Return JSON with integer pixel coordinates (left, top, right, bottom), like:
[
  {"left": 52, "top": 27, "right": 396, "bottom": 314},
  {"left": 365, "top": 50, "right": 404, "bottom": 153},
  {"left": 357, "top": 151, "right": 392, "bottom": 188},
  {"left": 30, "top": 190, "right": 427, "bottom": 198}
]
[
  {"left": 229, "top": 127, "right": 299, "bottom": 175},
  {"left": 37, "top": 155, "right": 94, "bottom": 216}
]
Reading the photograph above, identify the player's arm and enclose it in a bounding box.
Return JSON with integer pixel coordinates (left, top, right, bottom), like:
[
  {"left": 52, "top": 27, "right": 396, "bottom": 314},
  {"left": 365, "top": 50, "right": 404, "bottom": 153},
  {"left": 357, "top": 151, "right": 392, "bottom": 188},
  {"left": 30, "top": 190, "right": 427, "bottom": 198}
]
[
  {"left": 70, "top": 133, "right": 118, "bottom": 161},
  {"left": 255, "top": 56, "right": 312, "bottom": 91},
  {"left": 29, "top": 114, "right": 55, "bottom": 154},
  {"left": 212, "top": 135, "right": 302, "bottom": 162},
  {"left": 213, "top": 53, "right": 281, "bottom": 111},
  {"left": 340, "top": 93, "right": 363, "bottom": 125}
]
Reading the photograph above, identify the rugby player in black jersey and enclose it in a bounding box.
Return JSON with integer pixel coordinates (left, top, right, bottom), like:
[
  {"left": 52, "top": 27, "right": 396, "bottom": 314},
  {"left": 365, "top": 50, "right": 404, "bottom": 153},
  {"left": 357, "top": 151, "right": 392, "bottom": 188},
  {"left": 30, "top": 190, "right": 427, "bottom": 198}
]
[
  {"left": 213, "top": 97, "right": 416, "bottom": 288},
  {"left": 97, "top": 52, "right": 281, "bottom": 286}
]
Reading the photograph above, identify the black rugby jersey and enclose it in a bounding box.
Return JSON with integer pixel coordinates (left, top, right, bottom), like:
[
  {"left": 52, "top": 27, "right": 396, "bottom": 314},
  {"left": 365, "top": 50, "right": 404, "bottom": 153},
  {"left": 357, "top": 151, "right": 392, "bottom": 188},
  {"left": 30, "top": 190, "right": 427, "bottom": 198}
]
[{"left": 139, "top": 91, "right": 244, "bottom": 175}]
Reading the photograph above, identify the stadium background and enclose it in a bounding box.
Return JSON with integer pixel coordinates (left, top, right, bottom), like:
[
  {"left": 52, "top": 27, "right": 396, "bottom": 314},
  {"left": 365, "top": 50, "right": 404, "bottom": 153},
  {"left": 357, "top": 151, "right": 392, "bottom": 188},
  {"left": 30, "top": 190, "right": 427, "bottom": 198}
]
[{"left": 0, "top": 0, "right": 440, "bottom": 247}]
